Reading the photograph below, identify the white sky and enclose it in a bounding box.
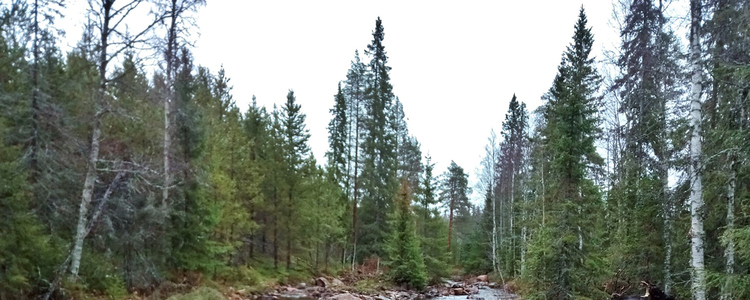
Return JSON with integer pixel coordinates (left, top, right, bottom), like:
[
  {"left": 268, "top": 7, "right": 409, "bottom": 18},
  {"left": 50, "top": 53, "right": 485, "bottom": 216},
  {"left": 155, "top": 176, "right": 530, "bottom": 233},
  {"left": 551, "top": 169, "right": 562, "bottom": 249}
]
[{"left": 60, "top": 0, "right": 623, "bottom": 202}]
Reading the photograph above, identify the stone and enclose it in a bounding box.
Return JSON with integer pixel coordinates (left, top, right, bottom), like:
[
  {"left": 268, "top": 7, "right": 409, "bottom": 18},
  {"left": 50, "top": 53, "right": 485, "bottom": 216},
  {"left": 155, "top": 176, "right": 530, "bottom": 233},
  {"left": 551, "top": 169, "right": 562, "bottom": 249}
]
[
  {"left": 327, "top": 293, "right": 360, "bottom": 300},
  {"left": 332, "top": 278, "right": 345, "bottom": 287},
  {"left": 476, "top": 275, "right": 489, "bottom": 282},
  {"left": 316, "top": 277, "right": 331, "bottom": 287},
  {"left": 297, "top": 282, "right": 307, "bottom": 289},
  {"left": 452, "top": 288, "right": 465, "bottom": 295}
]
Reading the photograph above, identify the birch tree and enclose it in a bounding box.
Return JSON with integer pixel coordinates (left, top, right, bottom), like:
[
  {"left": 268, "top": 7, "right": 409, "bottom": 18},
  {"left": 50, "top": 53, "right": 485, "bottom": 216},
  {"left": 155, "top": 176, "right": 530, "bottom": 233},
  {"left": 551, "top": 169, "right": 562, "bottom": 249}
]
[
  {"left": 688, "top": 0, "right": 707, "bottom": 299},
  {"left": 69, "top": 0, "right": 163, "bottom": 279}
]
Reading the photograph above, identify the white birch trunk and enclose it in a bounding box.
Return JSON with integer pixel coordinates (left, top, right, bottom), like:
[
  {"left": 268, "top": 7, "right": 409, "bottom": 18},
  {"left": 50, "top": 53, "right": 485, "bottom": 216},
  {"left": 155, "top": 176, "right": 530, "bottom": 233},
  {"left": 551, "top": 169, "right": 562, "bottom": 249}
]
[
  {"left": 70, "top": 0, "right": 113, "bottom": 277},
  {"left": 689, "top": 1, "right": 706, "bottom": 298},
  {"left": 662, "top": 165, "right": 672, "bottom": 295},
  {"left": 69, "top": 110, "right": 103, "bottom": 278}
]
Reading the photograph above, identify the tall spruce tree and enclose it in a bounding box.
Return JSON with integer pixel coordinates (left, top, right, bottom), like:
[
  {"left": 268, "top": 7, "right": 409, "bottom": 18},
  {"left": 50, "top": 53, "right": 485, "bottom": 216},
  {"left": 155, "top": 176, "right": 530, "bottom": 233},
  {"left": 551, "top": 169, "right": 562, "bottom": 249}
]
[
  {"left": 280, "top": 90, "right": 311, "bottom": 270},
  {"left": 496, "top": 94, "right": 529, "bottom": 277},
  {"left": 608, "top": 0, "right": 683, "bottom": 290},
  {"left": 704, "top": 1, "right": 750, "bottom": 298},
  {"left": 358, "top": 17, "right": 399, "bottom": 259},
  {"left": 522, "top": 8, "right": 605, "bottom": 300}
]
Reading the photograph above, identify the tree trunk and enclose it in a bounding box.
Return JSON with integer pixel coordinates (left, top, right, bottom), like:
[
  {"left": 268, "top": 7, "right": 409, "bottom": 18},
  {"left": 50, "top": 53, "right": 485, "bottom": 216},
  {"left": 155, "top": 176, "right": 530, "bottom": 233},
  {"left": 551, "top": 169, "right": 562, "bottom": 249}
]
[
  {"left": 351, "top": 93, "right": 360, "bottom": 268},
  {"left": 688, "top": 1, "right": 706, "bottom": 299},
  {"left": 30, "top": 0, "right": 40, "bottom": 182},
  {"left": 448, "top": 197, "right": 454, "bottom": 252},
  {"left": 70, "top": 0, "right": 113, "bottom": 279},
  {"left": 721, "top": 162, "right": 736, "bottom": 300},
  {"left": 492, "top": 187, "right": 498, "bottom": 274},
  {"left": 662, "top": 164, "right": 672, "bottom": 294},
  {"left": 163, "top": 0, "right": 178, "bottom": 207}
]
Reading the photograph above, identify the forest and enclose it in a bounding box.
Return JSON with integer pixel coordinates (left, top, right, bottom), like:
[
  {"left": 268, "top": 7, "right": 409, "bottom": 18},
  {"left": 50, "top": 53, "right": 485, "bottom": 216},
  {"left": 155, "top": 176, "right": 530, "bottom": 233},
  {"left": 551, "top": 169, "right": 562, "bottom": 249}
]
[{"left": 1, "top": 0, "right": 750, "bottom": 300}]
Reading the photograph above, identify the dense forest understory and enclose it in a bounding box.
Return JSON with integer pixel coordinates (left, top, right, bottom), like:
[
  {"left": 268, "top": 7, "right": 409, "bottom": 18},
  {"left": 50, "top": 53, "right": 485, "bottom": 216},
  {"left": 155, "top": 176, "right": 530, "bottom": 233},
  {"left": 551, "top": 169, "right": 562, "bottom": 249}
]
[{"left": 2, "top": 0, "right": 750, "bottom": 300}]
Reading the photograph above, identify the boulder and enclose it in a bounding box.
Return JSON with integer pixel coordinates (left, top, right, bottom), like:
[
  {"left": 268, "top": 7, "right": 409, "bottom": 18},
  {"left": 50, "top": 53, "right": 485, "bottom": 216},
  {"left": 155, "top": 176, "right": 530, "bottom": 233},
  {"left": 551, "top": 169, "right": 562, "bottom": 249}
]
[
  {"left": 332, "top": 278, "right": 345, "bottom": 287},
  {"left": 327, "top": 293, "right": 361, "bottom": 300},
  {"left": 316, "top": 277, "right": 331, "bottom": 287},
  {"left": 452, "top": 288, "right": 466, "bottom": 295},
  {"left": 467, "top": 286, "right": 479, "bottom": 294},
  {"left": 297, "top": 282, "right": 307, "bottom": 289},
  {"left": 476, "top": 275, "right": 489, "bottom": 282}
]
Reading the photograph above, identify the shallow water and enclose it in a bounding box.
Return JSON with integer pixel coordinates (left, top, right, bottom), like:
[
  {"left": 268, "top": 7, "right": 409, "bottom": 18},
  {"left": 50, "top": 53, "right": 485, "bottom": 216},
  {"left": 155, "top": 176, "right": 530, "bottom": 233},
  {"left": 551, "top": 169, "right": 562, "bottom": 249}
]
[{"left": 433, "top": 286, "right": 518, "bottom": 300}]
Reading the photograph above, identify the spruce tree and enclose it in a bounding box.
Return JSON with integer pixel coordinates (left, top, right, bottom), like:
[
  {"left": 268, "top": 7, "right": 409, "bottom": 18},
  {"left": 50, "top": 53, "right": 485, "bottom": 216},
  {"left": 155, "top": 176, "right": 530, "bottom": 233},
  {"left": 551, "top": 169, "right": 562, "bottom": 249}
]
[
  {"left": 280, "top": 90, "right": 311, "bottom": 270},
  {"left": 414, "top": 156, "right": 449, "bottom": 282},
  {"left": 359, "top": 17, "right": 399, "bottom": 258},
  {"left": 327, "top": 83, "right": 349, "bottom": 189},
  {"left": 386, "top": 181, "right": 427, "bottom": 289},
  {"left": 608, "top": 0, "right": 683, "bottom": 289},
  {"left": 522, "top": 7, "right": 605, "bottom": 300}
]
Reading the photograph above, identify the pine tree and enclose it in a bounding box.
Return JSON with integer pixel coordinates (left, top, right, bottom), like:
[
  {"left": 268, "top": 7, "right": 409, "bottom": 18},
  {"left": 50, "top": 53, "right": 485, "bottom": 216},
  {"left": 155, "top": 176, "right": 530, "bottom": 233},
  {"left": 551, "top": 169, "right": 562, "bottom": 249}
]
[
  {"left": 386, "top": 181, "right": 427, "bottom": 289},
  {"left": 343, "top": 50, "right": 367, "bottom": 266},
  {"left": 441, "top": 161, "right": 471, "bottom": 255}
]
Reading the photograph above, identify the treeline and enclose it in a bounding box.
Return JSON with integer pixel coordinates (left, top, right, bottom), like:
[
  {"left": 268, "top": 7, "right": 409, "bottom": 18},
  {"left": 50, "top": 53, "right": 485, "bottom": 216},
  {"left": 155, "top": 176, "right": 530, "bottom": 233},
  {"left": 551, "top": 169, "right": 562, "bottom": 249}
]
[
  {"left": 3, "top": 0, "right": 750, "bottom": 300},
  {"left": 0, "top": 0, "right": 457, "bottom": 298},
  {"left": 454, "top": 2, "right": 750, "bottom": 300}
]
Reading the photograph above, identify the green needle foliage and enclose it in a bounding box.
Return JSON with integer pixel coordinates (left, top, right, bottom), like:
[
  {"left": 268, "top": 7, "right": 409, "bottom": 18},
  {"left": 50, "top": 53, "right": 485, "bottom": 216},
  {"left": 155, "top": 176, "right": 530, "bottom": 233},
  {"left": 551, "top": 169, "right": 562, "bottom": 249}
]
[{"left": 386, "top": 181, "right": 427, "bottom": 290}]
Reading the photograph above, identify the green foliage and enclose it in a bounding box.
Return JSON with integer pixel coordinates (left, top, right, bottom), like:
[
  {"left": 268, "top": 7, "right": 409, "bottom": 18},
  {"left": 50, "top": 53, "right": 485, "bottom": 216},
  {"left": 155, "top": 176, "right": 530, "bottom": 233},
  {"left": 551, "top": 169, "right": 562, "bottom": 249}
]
[
  {"left": 0, "top": 117, "right": 53, "bottom": 298},
  {"left": 460, "top": 229, "right": 492, "bottom": 275},
  {"left": 521, "top": 8, "right": 607, "bottom": 299},
  {"left": 413, "top": 157, "right": 449, "bottom": 282},
  {"left": 166, "top": 287, "right": 224, "bottom": 300},
  {"left": 78, "top": 249, "right": 128, "bottom": 299},
  {"left": 386, "top": 182, "right": 427, "bottom": 290},
  {"left": 359, "top": 17, "right": 400, "bottom": 259}
]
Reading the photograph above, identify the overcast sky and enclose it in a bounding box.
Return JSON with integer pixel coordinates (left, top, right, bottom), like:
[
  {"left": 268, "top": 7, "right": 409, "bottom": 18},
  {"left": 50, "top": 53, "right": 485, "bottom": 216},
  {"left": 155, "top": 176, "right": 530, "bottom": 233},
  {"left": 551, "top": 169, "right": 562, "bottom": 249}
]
[{"left": 62, "top": 0, "right": 623, "bottom": 202}]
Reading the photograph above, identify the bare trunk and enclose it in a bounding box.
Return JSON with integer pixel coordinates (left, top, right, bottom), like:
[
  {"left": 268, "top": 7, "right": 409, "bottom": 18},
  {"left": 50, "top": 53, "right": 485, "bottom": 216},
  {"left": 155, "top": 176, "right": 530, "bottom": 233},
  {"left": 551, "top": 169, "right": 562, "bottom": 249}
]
[
  {"left": 351, "top": 91, "right": 360, "bottom": 268},
  {"left": 30, "top": 0, "right": 40, "bottom": 181},
  {"left": 70, "top": 117, "right": 102, "bottom": 278},
  {"left": 163, "top": 0, "right": 178, "bottom": 206},
  {"left": 70, "top": 1, "right": 112, "bottom": 279},
  {"left": 721, "top": 163, "right": 736, "bottom": 300},
  {"left": 492, "top": 187, "right": 498, "bottom": 273},
  {"left": 448, "top": 197, "right": 454, "bottom": 252},
  {"left": 689, "top": 1, "right": 706, "bottom": 298},
  {"left": 510, "top": 171, "right": 515, "bottom": 275}
]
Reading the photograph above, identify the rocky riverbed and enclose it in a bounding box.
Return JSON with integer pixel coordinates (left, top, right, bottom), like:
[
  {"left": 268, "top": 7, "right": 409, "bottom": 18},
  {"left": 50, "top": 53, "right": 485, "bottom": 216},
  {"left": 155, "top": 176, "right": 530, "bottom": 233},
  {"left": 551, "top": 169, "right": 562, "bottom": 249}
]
[{"left": 234, "top": 276, "right": 518, "bottom": 300}]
